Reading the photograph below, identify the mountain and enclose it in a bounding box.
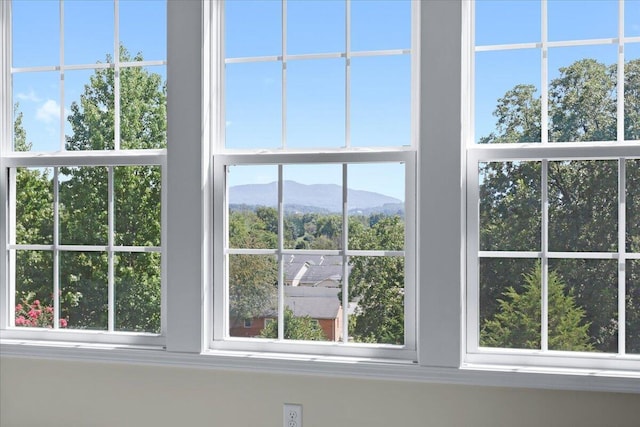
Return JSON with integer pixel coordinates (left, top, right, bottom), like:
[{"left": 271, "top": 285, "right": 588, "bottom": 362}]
[{"left": 229, "top": 180, "right": 402, "bottom": 213}]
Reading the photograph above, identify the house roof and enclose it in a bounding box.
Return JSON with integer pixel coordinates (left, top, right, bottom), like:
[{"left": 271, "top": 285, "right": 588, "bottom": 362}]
[
  {"left": 262, "top": 286, "right": 342, "bottom": 319},
  {"left": 284, "top": 255, "right": 347, "bottom": 287}
]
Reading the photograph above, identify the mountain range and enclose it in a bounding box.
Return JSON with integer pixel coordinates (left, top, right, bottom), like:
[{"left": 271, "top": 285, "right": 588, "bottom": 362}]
[{"left": 229, "top": 180, "right": 403, "bottom": 214}]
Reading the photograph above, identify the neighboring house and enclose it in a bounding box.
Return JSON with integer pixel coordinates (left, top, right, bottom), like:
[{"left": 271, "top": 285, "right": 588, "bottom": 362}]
[{"left": 230, "top": 255, "right": 353, "bottom": 340}]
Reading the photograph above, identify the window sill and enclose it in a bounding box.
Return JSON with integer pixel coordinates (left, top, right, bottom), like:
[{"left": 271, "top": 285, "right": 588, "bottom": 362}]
[{"left": 1, "top": 338, "right": 638, "bottom": 394}]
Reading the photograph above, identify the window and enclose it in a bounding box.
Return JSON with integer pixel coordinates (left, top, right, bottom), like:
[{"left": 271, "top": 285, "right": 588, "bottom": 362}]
[
  {"left": 468, "top": 0, "right": 640, "bottom": 370},
  {"left": 212, "top": 0, "right": 417, "bottom": 359},
  {"left": 1, "top": 0, "right": 166, "bottom": 345}
]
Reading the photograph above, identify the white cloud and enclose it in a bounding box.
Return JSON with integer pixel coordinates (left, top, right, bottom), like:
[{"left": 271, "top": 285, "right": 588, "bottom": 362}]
[
  {"left": 36, "top": 99, "right": 61, "bottom": 123},
  {"left": 16, "top": 89, "right": 41, "bottom": 103}
]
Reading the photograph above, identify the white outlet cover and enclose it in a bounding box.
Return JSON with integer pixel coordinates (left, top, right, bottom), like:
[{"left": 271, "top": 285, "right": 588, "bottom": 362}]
[{"left": 284, "top": 403, "right": 302, "bottom": 427}]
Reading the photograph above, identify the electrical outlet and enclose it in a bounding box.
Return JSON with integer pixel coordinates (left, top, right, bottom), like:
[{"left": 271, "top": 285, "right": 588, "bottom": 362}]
[{"left": 283, "top": 403, "right": 302, "bottom": 427}]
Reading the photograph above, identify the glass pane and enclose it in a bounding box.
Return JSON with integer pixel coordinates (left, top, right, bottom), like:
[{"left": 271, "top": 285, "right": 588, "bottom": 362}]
[
  {"left": 287, "top": 58, "right": 345, "bottom": 149},
  {"left": 625, "top": 43, "right": 640, "bottom": 141},
  {"left": 351, "top": 55, "right": 411, "bottom": 147},
  {"left": 225, "top": 61, "right": 282, "bottom": 150},
  {"left": 120, "top": 65, "right": 167, "bottom": 150},
  {"left": 65, "top": 68, "right": 114, "bottom": 151},
  {"left": 550, "top": 259, "right": 617, "bottom": 353},
  {"left": 13, "top": 71, "right": 61, "bottom": 152},
  {"left": 228, "top": 254, "right": 278, "bottom": 338},
  {"left": 115, "top": 252, "right": 161, "bottom": 333},
  {"left": 548, "top": 0, "right": 617, "bottom": 41},
  {"left": 59, "top": 166, "right": 108, "bottom": 246},
  {"left": 348, "top": 163, "right": 405, "bottom": 251},
  {"left": 627, "top": 260, "right": 640, "bottom": 354},
  {"left": 64, "top": 0, "right": 114, "bottom": 65},
  {"left": 283, "top": 285, "right": 339, "bottom": 342},
  {"left": 287, "top": 0, "right": 344, "bottom": 55},
  {"left": 351, "top": 0, "right": 411, "bottom": 51},
  {"left": 119, "top": 0, "right": 166, "bottom": 62},
  {"left": 627, "top": 1, "right": 640, "bottom": 38},
  {"left": 15, "top": 250, "right": 54, "bottom": 328},
  {"left": 228, "top": 165, "right": 278, "bottom": 249},
  {"left": 60, "top": 251, "right": 108, "bottom": 330},
  {"left": 225, "top": 0, "right": 281, "bottom": 58},
  {"left": 479, "top": 161, "right": 541, "bottom": 252},
  {"left": 115, "top": 166, "right": 161, "bottom": 247},
  {"left": 548, "top": 160, "right": 617, "bottom": 252},
  {"left": 12, "top": 0, "right": 59, "bottom": 67},
  {"left": 628, "top": 159, "right": 640, "bottom": 253},
  {"left": 475, "top": 0, "right": 540, "bottom": 46},
  {"left": 479, "top": 258, "right": 540, "bottom": 349},
  {"left": 475, "top": 48, "right": 541, "bottom": 143},
  {"left": 548, "top": 45, "right": 617, "bottom": 143},
  {"left": 15, "top": 167, "right": 54, "bottom": 245},
  {"left": 284, "top": 164, "right": 342, "bottom": 250},
  {"left": 348, "top": 256, "right": 404, "bottom": 345}
]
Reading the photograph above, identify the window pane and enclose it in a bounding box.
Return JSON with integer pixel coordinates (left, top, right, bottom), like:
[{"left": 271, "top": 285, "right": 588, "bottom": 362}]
[
  {"left": 349, "top": 256, "right": 404, "bottom": 345},
  {"left": 287, "top": 0, "right": 344, "bottom": 55},
  {"left": 12, "top": 0, "right": 59, "bottom": 68},
  {"left": 626, "top": 1, "right": 640, "bottom": 38},
  {"left": 479, "top": 258, "right": 540, "bottom": 349},
  {"left": 284, "top": 164, "right": 342, "bottom": 250},
  {"left": 120, "top": 65, "right": 167, "bottom": 150},
  {"left": 548, "top": 46, "right": 617, "bottom": 143},
  {"left": 625, "top": 43, "right": 640, "bottom": 141},
  {"left": 283, "top": 285, "right": 339, "bottom": 342},
  {"left": 60, "top": 251, "right": 108, "bottom": 330},
  {"left": 550, "top": 259, "right": 617, "bottom": 353},
  {"left": 351, "top": 0, "right": 411, "bottom": 51},
  {"left": 548, "top": 160, "right": 617, "bottom": 252},
  {"left": 228, "top": 254, "right": 278, "bottom": 338},
  {"left": 65, "top": 68, "right": 115, "bottom": 151},
  {"left": 228, "top": 165, "right": 278, "bottom": 250},
  {"left": 548, "top": 0, "right": 617, "bottom": 42},
  {"left": 115, "top": 252, "right": 161, "bottom": 333},
  {"left": 15, "top": 167, "right": 54, "bottom": 245},
  {"left": 351, "top": 55, "right": 411, "bottom": 147},
  {"left": 119, "top": 0, "right": 166, "bottom": 62},
  {"left": 59, "top": 166, "right": 108, "bottom": 246},
  {"left": 225, "top": 61, "right": 282, "bottom": 150},
  {"left": 225, "top": 0, "right": 281, "bottom": 58},
  {"left": 64, "top": 0, "right": 114, "bottom": 65},
  {"left": 287, "top": 58, "right": 345, "bottom": 149},
  {"left": 628, "top": 159, "right": 640, "bottom": 253},
  {"left": 15, "top": 250, "right": 54, "bottom": 328},
  {"left": 13, "top": 71, "right": 61, "bottom": 152},
  {"left": 348, "top": 163, "right": 405, "bottom": 252},
  {"left": 479, "top": 161, "right": 541, "bottom": 252},
  {"left": 627, "top": 260, "right": 640, "bottom": 354},
  {"left": 475, "top": 0, "right": 540, "bottom": 46},
  {"left": 115, "top": 166, "right": 161, "bottom": 247},
  {"left": 475, "top": 48, "right": 541, "bottom": 144}
]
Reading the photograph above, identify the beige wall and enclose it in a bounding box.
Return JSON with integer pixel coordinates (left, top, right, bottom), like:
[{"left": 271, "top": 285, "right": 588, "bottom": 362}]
[{"left": 1, "top": 356, "right": 638, "bottom": 427}]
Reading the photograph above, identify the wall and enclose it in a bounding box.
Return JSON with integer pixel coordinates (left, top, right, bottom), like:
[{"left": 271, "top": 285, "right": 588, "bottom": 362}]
[{"left": 1, "top": 356, "right": 638, "bottom": 427}]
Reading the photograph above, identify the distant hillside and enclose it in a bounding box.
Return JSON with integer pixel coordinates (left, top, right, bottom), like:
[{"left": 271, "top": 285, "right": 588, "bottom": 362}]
[{"left": 229, "top": 180, "right": 402, "bottom": 213}]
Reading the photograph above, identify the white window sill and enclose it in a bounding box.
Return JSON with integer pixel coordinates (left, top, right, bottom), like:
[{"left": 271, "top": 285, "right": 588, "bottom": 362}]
[{"left": 1, "top": 339, "right": 639, "bottom": 394}]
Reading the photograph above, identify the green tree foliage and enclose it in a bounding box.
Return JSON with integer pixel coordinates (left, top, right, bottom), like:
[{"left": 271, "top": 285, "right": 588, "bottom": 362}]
[
  {"left": 348, "top": 216, "right": 405, "bottom": 344},
  {"left": 480, "top": 58, "right": 640, "bottom": 352},
  {"left": 259, "top": 307, "right": 326, "bottom": 341},
  {"left": 481, "top": 266, "right": 593, "bottom": 351}
]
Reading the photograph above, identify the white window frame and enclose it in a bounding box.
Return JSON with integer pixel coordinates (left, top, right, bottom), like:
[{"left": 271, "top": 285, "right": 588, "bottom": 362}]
[
  {"left": 1, "top": 0, "right": 638, "bottom": 393},
  {"left": 208, "top": 0, "right": 418, "bottom": 360},
  {"left": 465, "top": 0, "right": 640, "bottom": 372},
  {"left": 0, "top": 0, "right": 167, "bottom": 346}
]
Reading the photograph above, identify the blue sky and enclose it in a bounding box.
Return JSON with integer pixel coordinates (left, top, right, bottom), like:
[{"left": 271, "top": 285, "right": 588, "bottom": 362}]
[{"left": 11, "top": 0, "right": 640, "bottom": 202}]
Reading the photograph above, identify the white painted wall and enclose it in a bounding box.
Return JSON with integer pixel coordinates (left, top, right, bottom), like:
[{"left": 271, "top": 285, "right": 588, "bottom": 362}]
[{"left": 1, "top": 357, "right": 638, "bottom": 427}]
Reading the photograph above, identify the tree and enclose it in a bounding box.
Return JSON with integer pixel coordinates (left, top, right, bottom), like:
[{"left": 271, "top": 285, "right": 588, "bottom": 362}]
[
  {"left": 481, "top": 266, "right": 593, "bottom": 351},
  {"left": 479, "top": 58, "right": 640, "bottom": 352},
  {"left": 348, "top": 216, "right": 405, "bottom": 344},
  {"left": 259, "top": 308, "right": 326, "bottom": 341}
]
